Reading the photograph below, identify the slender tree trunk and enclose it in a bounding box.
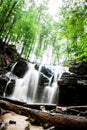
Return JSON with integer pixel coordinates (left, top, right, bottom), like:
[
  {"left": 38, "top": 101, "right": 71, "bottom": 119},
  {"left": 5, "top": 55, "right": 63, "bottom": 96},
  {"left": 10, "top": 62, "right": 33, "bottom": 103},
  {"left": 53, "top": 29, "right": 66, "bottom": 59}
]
[
  {"left": 4, "top": 17, "right": 16, "bottom": 44},
  {"left": 0, "top": 0, "right": 3, "bottom": 5},
  {"left": 0, "top": 0, "right": 18, "bottom": 38},
  {"left": 27, "top": 47, "right": 32, "bottom": 60},
  {"left": 20, "top": 42, "right": 24, "bottom": 56}
]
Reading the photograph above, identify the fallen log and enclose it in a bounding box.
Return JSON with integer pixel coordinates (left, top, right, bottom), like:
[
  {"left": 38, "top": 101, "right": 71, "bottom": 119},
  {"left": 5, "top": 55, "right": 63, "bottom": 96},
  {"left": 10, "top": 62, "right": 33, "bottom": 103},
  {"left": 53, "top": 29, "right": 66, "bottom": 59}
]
[
  {"left": 1, "top": 97, "right": 87, "bottom": 115},
  {"left": 0, "top": 100, "right": 87, "bottom": 129},
  {"left": 56, "top": 105, "right": 87, "bottom": 116},
  {"left": 0, "top": 97, "right": 56, "bottom": 110}
]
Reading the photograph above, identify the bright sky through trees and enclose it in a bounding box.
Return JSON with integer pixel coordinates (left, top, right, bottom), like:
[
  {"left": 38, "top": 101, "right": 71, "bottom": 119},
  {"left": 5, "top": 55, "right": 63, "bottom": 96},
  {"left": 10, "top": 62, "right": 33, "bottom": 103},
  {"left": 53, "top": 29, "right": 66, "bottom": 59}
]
[{"left": 48, "top": 0, "right": 62, "bottom": 16}]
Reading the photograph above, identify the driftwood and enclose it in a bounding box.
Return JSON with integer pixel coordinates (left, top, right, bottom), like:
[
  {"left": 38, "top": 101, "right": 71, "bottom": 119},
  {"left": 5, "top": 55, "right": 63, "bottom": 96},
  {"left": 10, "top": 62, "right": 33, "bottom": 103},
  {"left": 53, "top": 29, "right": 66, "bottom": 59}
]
[{"left": 0, "top": 99, "right": 87, "bottom": 129}]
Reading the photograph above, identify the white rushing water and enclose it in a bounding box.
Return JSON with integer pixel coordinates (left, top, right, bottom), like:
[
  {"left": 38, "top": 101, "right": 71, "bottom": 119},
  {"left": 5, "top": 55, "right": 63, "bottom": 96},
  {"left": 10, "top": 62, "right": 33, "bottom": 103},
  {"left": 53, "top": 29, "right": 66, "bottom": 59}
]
[
  {"left": 4, "top": 62, "right": 68, "bottom": 104},
  {"left": 11, "top": 67, "right": 39, "bottom": 103}
]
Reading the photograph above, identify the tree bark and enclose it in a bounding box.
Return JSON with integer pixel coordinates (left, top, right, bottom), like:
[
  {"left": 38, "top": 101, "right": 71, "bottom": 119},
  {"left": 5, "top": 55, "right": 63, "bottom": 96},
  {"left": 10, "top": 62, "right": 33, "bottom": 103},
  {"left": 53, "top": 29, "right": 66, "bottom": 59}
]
[
  {"left": 0, "top": 99, "right": 87, "bottom": 129},
  {"left": 0, "top": 97, "right": 56, "bottom": 110}
]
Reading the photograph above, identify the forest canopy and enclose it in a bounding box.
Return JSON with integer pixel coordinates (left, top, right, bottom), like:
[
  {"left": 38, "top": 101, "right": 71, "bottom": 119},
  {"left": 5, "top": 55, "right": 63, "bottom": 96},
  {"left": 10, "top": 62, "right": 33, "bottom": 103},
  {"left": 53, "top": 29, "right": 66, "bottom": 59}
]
[{"left": 0, "top": 0, "right": 87, "bottom": 65}]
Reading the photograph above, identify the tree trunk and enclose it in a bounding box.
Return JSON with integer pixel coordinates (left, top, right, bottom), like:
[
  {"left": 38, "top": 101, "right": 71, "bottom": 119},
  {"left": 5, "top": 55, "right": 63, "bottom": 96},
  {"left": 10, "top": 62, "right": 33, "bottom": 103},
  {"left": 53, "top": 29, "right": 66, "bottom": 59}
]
[
  {"left": 0, "top": 0, "right": 18, "bottom": 36},
  {"left": 0, "top": 0, "right": 3, "bottom": 5},
  {"left": 0, "top": 99, "right": 87, "bottom": 129},
  {"left": 4, "top": 16, "right": 16, "bottom": 44}
]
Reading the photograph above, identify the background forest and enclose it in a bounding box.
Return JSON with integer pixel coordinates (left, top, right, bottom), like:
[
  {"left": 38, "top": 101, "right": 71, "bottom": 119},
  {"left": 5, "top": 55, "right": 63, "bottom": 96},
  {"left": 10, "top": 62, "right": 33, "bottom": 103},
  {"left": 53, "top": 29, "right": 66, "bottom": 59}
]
[{"left": 0, "top": 0, "right": 87, "bottom": 66}]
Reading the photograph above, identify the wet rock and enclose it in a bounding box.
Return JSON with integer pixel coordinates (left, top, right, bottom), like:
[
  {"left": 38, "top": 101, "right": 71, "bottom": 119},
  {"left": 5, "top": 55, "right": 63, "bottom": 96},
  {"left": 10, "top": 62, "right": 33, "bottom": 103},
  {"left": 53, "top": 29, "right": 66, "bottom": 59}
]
[
  {"left": 12, "top": 60, "right": 28, "bottom": 78},
  {"left": 40, "top": 66, "right": 53, "bottom": 78},
  {"left": 5, "top": 79, "right": 15, "bottom": 97},
  {"left": 0, "top": 67, "right": 8, "bottom": 75},
  {"left": 0, "top": 77, "right": 8, "bottom": 96},
  {"left": 34, "top": 63, "right": 39, "bottom": 70},
  {"left": 58, "top": 72, "right": 77, "bottom": 86},
  {"left": 38, "top": 73, "right": 49, "bottom": 87},
  {"left": 69, "top": 61, "right": 87, "bottom": 75},
  {"left": 58, "top": 73, "right": 78, "bottom": 106},
  {"left": 58, "top": 62, "right": 87, "bottom": 106}
]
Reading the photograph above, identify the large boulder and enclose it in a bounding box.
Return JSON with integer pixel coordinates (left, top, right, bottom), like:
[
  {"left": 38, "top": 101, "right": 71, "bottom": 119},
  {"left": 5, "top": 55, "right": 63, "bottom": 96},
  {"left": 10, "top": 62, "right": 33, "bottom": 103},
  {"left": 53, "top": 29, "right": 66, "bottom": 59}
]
[
  {"left": 12, "top": 60, "right": 28, "bottom": 78},
  {"left": 58, "top": 62, "right": 87, "bottom": 106}
]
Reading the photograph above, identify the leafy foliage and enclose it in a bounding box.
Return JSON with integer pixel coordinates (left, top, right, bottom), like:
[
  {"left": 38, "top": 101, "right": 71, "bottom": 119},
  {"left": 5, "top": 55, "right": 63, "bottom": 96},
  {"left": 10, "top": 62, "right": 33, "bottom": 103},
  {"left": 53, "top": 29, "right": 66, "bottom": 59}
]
[
  {"left": 0, "top": 0, "right": 87, "bottom": 65},
  {"left": 58, "top": 0, "right": 87, "bottom": 64}
]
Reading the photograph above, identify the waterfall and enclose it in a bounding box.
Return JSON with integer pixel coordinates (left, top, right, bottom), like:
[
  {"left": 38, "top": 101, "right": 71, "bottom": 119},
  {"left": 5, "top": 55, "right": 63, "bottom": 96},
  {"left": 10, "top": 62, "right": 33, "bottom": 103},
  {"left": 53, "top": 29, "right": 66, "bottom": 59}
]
[
  {"left": 41, "top": 65, "right": 68, "bottom": 104},
  {"left": 4, "top": 61, "right": 68, "bottom": 104},
  {"left": 11, "top": 68, "right": 39, "bottom": 103}
]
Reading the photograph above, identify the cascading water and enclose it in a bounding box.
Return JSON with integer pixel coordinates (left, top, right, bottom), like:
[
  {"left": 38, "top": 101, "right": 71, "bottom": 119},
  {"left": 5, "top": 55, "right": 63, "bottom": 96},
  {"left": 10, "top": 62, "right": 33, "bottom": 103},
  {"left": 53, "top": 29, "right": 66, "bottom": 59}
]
[
  {"left": 41, "top": 65, "right": 68, "bottom": 104},
  {"left": 4, "top": 61, "right": 68, "bottom": 104},
  {"left": 12, "top": 69, "right": 39, "bottom": 102},
  {"left": 9, "top": 62, "right": 40, "bottom": 103}
]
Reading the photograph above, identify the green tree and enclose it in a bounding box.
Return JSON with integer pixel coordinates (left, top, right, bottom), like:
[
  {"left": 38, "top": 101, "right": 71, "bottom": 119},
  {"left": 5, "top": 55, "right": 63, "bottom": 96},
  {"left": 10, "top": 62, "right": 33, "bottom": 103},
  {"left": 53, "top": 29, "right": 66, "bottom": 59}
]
[
  {"left": 58, "top": 0, "right": 87, "bottom": 64},
  {"left": 0, "top": 0, "right": 39, "bottom": 58}
]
